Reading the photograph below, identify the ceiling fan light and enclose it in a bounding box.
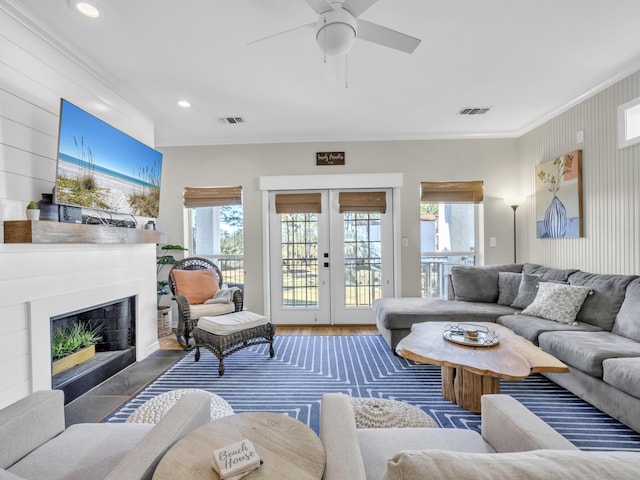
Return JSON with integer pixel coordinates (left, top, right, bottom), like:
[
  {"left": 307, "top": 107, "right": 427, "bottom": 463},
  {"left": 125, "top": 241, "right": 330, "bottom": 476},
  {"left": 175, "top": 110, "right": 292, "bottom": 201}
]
[{"left": 316, "top": 8, "right": 357, "bottom": 57}]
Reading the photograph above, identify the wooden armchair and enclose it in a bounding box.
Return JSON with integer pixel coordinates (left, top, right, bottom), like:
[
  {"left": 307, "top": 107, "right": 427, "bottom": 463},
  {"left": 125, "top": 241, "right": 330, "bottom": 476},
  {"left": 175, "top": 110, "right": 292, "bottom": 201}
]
[{"left": 168, "top": 257, "right": 243, "bottom": 349}]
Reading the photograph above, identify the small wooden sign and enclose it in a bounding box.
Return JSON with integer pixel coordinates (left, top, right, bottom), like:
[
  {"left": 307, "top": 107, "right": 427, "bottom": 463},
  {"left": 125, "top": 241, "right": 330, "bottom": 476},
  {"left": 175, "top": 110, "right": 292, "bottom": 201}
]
[{"left": 316, "top": 152, "right": 345, "bottom": 165}]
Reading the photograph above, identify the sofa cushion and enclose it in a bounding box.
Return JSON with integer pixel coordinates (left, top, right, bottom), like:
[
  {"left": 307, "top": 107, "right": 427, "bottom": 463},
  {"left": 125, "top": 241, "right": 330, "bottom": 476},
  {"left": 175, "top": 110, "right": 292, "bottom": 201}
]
[
  {"left": 568, "top": 271, "right": 638, "bottom": 331},
  {"left": 520, "top": 283, "right": 592, "bottom": 324},
  {"left": 523, "top": 263, "right": 579, "bottom": 282},
  {"left": 384, "top": 449, "right": 640, "bottom": 480},
  {"left": 450, "top": 264, "right": 522, "bottom": 303},
  {"left": 358, "top": 428, "right": 494, "bottom": 480},
  {"left": 612, "top": 278, "right": 640, "bottom": 341},
  {"left": 372, "top": 297, "right": 517, "bottom": 330},
  {"left": 170, "top": 268, "right": 220, "bottom": 304},
  {"left": 497, "top": 272, "right": 521, "bottom": 306},
  {"left": 8, "top": 423, "right": 152, "bottom": 480},
  {"left": 538, "top": 331, "right": 640, "bottom": 377},
  {"left": 602, "top": 357, "right": 640, "bottom": 398},
  {"left": 496, "top": 315, "right": 602, "bottom": 345}
]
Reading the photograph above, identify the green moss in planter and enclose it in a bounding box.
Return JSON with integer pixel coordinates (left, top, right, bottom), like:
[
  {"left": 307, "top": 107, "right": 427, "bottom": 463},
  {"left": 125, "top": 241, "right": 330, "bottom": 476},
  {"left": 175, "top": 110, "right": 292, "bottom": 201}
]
[{"left": 52, "top": 322, "right": 103, "bottom": 361}]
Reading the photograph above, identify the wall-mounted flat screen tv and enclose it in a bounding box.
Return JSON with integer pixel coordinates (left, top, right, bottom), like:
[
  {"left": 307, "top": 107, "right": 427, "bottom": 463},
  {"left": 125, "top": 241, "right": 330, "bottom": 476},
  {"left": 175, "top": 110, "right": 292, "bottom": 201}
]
[{"left": 54, "top": 99, "right": 163, "bottom": 218}]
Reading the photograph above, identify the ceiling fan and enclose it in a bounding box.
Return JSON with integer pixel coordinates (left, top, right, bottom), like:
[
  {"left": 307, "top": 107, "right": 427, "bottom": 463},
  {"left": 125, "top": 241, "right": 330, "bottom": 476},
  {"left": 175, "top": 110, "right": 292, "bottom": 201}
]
[{"left": 249, "top": 0, "right": 421, "bottom": 57}]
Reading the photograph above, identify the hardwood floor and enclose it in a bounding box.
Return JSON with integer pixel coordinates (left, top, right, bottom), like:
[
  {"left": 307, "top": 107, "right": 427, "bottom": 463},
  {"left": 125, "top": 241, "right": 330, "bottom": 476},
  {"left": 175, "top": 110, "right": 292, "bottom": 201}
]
[{"left": 158, "top": 325, "right": 378, "bottom": 350}]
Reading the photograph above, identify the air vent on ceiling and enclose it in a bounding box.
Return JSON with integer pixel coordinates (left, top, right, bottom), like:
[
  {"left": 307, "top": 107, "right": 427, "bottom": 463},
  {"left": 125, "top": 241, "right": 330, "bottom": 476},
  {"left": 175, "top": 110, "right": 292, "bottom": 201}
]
[
  {"left": 218, "top": 116, "right": 245, "bottom": 125},
  {"left": 457, "top": 107, "right": 491, "bottom": 116}
]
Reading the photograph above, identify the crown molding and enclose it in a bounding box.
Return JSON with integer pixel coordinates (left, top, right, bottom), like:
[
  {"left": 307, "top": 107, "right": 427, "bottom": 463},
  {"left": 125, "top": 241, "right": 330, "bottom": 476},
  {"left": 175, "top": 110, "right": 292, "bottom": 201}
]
[
  {"left": 516, "top": 54, "right": 640, "bottom": 138},
  {"left": 1, "top": 0, "right": 120, "bottom": 92}
]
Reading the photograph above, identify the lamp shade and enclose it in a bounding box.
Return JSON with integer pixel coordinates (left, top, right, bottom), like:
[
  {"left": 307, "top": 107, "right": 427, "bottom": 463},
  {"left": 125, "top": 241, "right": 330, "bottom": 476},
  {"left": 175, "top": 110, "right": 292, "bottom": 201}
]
[
  {"left": 504, "top": 196, "right": 525, "bottom": 208},
  {"left": 316, "top": 8, "right": 357, "bottom": 56}
]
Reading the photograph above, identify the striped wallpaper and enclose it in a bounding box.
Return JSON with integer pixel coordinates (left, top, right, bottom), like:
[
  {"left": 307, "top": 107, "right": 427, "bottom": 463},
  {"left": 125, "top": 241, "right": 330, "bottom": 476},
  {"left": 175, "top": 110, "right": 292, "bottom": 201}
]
[{"left": 518, "top": 71, "right": 640, "bottom": 275}]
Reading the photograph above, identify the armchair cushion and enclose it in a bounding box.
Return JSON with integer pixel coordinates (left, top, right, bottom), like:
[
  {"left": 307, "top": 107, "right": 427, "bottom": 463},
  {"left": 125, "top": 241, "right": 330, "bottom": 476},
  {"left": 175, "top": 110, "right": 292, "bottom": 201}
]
[
  {"left": 189, "top": 302, "right": 236, "bottom": 320},
  {"left": 171, "top": 269, "right": 219, "bottom": 304}
]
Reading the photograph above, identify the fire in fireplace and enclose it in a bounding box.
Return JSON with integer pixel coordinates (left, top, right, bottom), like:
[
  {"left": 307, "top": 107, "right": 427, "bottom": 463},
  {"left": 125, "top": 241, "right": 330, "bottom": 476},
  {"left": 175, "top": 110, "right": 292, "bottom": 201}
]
[{"left": 51, "top": 296, "right": 136, "bottom": 404}]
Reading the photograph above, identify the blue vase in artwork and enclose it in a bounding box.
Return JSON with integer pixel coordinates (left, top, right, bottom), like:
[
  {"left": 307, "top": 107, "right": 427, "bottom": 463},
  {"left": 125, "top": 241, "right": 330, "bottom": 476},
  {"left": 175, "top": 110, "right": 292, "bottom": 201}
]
[{"left": 544, "top": 195, "right": 567, "bottom": 237}]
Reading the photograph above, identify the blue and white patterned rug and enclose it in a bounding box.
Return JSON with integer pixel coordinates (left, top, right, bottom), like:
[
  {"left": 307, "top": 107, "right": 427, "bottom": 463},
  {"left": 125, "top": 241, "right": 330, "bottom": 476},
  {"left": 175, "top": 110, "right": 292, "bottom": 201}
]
[{"left": 104, "top": 335, "right": 640, "bottom": 451}]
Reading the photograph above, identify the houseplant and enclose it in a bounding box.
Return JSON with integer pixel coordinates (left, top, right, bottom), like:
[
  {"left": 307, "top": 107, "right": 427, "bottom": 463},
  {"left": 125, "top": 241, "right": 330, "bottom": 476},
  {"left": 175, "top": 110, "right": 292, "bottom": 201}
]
[
  {"left": 26, "top": 200, "right": 40, "bottom": 220},
  {"left": 51, "top": 322, "right": 102, "bottom": 375}
]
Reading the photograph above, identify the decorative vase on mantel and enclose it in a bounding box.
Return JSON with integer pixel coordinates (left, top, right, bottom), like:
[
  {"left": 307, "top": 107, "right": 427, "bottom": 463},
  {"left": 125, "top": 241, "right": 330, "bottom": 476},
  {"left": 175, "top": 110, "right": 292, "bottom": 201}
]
[
  {"left": 38, "top": 193, "right": 59, "bottom": 222},
  {"left": 544, "top": 195, "right": 567, "bottom": 238}
]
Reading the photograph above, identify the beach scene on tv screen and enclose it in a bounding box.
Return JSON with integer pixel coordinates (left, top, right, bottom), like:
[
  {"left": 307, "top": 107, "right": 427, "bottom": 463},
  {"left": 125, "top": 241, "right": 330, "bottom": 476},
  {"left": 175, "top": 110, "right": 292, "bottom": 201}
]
[{"left": 55, "top": 100, "right": 162, "bottom": 218}]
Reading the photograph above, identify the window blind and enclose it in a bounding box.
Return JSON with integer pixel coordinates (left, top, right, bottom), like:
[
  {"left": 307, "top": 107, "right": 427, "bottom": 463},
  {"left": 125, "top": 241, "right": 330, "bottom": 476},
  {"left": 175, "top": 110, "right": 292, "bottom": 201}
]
[
  {"left": 274, "top": 193, "right": 322, "bottom": 214},
  {"left": 338, "top": 191, "right": 387, "bottom": 213},
  {"left": 420, "top": 181, "right": 484, "bottom": 203},
  {"left": 183, "top": 186, "right": 242, "bottom": 208}
]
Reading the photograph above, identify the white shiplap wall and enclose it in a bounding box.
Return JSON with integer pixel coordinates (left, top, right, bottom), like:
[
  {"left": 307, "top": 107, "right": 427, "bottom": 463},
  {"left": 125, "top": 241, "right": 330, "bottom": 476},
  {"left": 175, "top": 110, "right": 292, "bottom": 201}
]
[
  {"left": 0, "top": 4, "right": 155, "bottom": 234},
  {"left": 518, "top": 71, "right": 640, "bottom": 275},
  {"left": 0, "top": 4, "right": 161, "bottom": 407}
]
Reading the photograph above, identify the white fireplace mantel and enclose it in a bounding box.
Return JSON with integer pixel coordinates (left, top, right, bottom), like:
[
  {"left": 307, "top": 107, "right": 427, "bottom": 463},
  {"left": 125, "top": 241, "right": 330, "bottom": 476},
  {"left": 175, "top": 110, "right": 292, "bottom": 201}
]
[{"left": 0, "top": 243, "right": 159, "bottom": 408}]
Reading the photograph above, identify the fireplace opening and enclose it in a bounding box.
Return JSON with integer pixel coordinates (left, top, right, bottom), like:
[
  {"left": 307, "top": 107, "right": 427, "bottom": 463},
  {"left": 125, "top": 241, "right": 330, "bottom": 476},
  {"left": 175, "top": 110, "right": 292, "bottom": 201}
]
[{"left": 51, "top": 296, "right": 136, "bottom": 404}]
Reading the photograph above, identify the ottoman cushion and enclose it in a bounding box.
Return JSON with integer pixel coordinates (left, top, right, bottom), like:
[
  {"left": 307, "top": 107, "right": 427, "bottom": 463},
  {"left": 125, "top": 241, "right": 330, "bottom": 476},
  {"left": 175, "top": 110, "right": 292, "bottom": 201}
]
[{"left": 198, "top": 311, "right": 269, "bottom": 335}]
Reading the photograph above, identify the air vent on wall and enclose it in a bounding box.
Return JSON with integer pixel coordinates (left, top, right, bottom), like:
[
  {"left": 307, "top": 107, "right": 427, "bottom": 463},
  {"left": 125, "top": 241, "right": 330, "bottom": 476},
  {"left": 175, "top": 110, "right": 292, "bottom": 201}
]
[
  {"left": 457, "top": 107, "right": 491, "bottom": 116},
  {"left": 218, "top": 116, "right": 245, "bottom": 124}
]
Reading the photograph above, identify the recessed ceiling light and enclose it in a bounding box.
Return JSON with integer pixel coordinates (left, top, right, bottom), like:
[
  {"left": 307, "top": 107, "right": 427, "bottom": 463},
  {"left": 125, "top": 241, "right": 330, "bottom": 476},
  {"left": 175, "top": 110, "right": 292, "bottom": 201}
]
[
  {"left": 177, "top": 100, "right": 192, "bottom": 108},
  {"left": 70, "top": 1, "right": 100, "bottom": 19}
]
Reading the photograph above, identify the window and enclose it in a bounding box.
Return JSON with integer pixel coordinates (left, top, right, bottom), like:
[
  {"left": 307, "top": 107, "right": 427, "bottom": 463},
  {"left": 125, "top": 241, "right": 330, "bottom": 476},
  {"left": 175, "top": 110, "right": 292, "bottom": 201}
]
[
  {"left": 618, "top": 96, "right": 640, "bottom": 149},
  {"left": 420, "top": 181, "right": 482, "bottom": 298},
  {"left": 184, "top": 187, "right": 244, "bottom": 289}
]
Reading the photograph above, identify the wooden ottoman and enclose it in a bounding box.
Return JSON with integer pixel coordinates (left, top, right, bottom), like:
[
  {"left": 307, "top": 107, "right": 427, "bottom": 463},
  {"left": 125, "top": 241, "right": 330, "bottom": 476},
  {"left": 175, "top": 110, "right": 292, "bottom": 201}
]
[{"left": 193, "top": 311, "right": 275, "bottom": 376}]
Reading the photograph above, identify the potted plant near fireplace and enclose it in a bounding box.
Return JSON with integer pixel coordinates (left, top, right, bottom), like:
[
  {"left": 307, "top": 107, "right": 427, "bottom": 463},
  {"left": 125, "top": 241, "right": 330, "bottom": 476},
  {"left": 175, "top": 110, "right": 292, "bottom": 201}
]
[
  {"left": 156, "top": 244, "right": 188, "bottom": 337},
  {"left": 26, "top": 200, "right": 40, "bottom": 221},
  {"left": 51, "top": 322, "right": 102, "bottom": 375}
]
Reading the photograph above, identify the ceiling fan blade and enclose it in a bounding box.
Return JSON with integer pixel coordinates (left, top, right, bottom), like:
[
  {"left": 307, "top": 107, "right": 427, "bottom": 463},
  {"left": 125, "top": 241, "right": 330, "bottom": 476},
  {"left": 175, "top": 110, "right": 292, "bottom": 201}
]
[
  {"left": 305, "top": 0, "right": 334, "bottom": 15},
  {"left": 247, "top": 23, "right": 315, "bottom": 46},
  {"left": 356, "top": 19, "right": 421, "bottom": 54},
  {"left": 342, "top": 0, "right": 380, "bottom": 18}
]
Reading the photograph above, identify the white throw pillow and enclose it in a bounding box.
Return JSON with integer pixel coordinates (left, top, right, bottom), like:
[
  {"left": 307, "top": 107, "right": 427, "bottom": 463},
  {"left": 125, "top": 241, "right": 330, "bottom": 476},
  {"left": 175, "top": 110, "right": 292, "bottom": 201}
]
[{"left": 520, "top": 283, "right": 592, "bottom": 324}]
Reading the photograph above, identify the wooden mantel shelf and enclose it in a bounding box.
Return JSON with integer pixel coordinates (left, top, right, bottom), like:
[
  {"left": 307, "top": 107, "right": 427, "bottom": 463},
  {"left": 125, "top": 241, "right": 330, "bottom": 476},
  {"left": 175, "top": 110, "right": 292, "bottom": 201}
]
[{"left": 3, "top": 220, "right": 167, "bottom": 245}]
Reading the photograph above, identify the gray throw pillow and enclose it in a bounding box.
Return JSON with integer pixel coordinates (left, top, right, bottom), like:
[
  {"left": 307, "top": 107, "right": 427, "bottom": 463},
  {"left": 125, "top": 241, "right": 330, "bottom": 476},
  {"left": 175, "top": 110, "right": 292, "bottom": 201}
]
[
  {"left": 497, "top": 272, "right": 522, "bottom": 306},
  {"left": 510, "top": 273, "right": 544, "bottom": 309}
]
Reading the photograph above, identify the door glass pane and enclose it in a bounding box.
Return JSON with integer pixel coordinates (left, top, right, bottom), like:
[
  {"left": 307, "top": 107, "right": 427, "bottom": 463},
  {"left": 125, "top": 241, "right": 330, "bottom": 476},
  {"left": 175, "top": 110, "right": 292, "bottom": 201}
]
[
  {"left": 280, "top": 213, "right": 318, "bottom": 308},
  {"left": 343, "top": 212, "right": 382, "bottom": 307}
]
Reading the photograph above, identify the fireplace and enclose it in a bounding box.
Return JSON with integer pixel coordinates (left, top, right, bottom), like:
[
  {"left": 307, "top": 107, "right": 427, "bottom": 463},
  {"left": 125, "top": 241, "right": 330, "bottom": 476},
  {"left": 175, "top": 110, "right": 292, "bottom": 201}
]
[
  {"left": 51, "top": 297, "right": 136, "bottom": 403},
  {"left": 0, "top": 242, "right": 159, "bottom": 410}
]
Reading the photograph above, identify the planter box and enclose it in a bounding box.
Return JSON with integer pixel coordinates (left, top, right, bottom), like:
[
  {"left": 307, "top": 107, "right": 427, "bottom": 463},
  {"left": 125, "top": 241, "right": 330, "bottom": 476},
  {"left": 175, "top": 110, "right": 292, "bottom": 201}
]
[{"left": 52, "top": 345, "right": 96, "bottom": 376}]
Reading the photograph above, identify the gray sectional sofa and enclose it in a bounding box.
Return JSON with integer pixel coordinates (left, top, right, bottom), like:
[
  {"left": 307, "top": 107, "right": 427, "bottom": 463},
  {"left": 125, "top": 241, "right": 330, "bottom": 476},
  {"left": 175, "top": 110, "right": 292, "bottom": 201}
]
[{"left": 372, "top": 263, "right": 640, "bottom": 433}]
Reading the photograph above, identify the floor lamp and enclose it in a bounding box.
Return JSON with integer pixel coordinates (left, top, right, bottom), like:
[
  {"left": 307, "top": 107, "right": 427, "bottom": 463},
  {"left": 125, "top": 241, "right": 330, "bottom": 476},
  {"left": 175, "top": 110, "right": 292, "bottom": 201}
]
[{"left": 504, "top": 197, "right": 524, "bottom": 263}]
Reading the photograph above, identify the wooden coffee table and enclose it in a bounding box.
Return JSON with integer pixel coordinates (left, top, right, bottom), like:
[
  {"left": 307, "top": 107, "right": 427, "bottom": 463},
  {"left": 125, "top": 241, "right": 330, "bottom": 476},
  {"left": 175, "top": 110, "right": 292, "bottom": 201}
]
[
  {"left": 396, "top": 322, "right": 569, "bottom": 412},
  {"left": 153, "top": 412, "right": 325, "bottom": 480}
]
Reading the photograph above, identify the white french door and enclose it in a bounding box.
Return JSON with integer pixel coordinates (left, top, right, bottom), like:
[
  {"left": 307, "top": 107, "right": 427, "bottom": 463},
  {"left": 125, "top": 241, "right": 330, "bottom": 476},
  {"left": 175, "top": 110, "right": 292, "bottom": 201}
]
[{"left": 268, "top": 189, "right": 393, "bottom": 325}]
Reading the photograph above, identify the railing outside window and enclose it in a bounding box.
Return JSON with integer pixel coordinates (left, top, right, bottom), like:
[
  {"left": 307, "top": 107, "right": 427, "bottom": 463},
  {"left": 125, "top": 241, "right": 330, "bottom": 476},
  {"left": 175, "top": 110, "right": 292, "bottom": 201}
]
[
  {"left": 199, "top": 254, "right": 245, "bottom": 291},
  {"left": 421, "top": 252, "right": 476, "bottom": 299}
]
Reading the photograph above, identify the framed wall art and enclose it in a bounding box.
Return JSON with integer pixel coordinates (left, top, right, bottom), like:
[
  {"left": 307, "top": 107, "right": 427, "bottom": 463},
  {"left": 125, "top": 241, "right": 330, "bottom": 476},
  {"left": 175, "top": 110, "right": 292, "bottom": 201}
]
[{"left": 535, "top": 150, "right": 583, "bottom": 238}]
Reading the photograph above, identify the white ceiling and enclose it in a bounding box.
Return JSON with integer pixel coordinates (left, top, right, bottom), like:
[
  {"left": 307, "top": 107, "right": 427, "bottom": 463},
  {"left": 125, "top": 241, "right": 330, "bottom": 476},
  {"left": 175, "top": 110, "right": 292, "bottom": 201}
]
[{"left": 10, "top": 0, "right": 640, "bottom": 147}]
